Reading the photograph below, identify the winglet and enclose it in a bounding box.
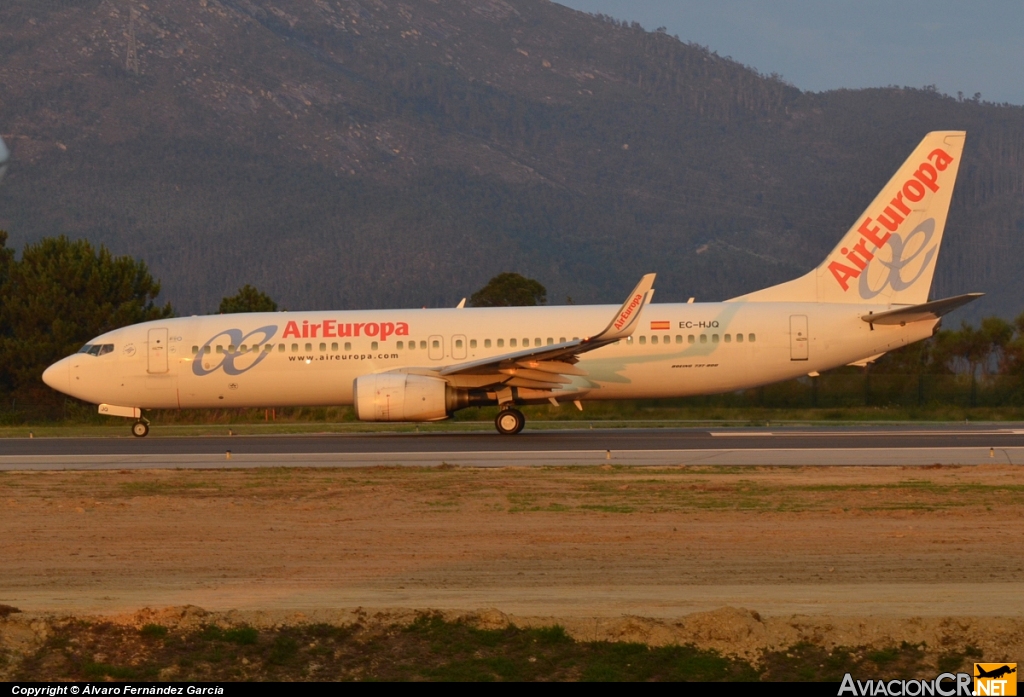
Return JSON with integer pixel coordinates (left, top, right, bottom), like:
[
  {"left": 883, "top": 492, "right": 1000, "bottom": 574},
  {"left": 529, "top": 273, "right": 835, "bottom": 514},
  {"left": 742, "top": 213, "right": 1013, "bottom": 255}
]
[{"left": 590, "top": 273, "right": 656, "bottom": 342}]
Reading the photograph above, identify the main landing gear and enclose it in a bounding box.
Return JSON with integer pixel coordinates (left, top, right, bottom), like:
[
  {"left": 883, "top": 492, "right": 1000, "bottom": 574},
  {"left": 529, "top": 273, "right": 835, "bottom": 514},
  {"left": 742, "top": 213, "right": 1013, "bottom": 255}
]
[
  {"left": 131, "top": 419, "right": 150, "bottom": 438},
  {"left": 494, "top": 407, "right": 525, "bottom": 435}
]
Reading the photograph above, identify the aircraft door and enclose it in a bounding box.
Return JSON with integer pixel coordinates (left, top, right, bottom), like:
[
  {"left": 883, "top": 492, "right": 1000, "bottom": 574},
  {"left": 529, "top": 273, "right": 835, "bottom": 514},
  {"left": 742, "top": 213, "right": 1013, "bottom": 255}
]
[
  {"left": 789, "top": 315, "right": 809, "bottom": 361},
  {"left": 428, "top": 335, "right": 444, "bottom": 361},
  {"left": 452, "top": 334, "right": 467, "bottom": 360},
  {"left": 147, "top": 327, "right": 169, "bottom": 373}
]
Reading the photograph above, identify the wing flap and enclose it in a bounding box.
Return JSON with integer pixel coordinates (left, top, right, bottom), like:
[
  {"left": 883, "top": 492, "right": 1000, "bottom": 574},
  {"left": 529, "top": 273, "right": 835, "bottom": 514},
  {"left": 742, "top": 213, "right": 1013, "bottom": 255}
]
[
  {"left": 499, "top": 367, "right": 573, "bottom": 384},
  {"left": 515, "top": 360, "right": 588, "bottom": 376}
]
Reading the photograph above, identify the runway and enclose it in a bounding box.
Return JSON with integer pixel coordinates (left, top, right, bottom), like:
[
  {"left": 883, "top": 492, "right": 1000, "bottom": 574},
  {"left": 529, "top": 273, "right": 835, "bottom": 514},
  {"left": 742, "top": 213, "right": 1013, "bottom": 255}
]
[{"left": 1, "top": 424, "right": 1023, "bottom": 468}]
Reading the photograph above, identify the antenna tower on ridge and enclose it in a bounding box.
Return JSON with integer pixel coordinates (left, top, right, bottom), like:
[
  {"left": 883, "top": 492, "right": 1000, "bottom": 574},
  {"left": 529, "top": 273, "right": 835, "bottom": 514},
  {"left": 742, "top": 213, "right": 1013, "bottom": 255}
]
[{"left": 125, "top": 7, "right": 140, "bottom": 74}]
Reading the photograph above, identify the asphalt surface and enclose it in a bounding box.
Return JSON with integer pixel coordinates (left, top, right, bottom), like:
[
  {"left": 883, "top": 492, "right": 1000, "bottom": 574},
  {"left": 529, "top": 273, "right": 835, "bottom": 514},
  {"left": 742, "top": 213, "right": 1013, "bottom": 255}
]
[
  {"left": 1, "top": 425, "right": 1023, "bottom": 455},
  {"left": 1, "top": 425, "right": 1023, "bottom": 468}
]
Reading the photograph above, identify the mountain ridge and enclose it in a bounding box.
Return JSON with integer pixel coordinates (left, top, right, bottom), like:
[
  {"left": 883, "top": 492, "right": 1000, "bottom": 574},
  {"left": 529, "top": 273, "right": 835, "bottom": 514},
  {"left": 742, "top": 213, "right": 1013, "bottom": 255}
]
[{"left": 0, "top": 0, "right": 1021, "bottom": 319}]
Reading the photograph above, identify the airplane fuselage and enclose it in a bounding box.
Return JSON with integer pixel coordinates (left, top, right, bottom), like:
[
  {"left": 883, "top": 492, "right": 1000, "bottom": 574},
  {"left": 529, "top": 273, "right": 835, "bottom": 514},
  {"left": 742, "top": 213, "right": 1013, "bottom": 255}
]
[{"left": 46, "top": 301, "right": 935, "bottom": 410}]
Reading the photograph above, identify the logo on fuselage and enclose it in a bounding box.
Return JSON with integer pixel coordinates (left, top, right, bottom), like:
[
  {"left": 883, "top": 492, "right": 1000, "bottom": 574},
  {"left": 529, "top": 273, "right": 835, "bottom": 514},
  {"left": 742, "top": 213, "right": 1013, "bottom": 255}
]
[{"left": 192, "top": 325, "right": 278, "bottom": 376}]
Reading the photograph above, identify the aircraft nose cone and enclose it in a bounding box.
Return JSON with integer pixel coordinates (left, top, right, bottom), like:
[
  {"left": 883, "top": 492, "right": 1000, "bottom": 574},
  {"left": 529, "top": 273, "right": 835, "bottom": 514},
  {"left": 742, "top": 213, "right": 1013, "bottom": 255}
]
[{"left": 42, "top": 358, "right": 70, "bottom": 394}]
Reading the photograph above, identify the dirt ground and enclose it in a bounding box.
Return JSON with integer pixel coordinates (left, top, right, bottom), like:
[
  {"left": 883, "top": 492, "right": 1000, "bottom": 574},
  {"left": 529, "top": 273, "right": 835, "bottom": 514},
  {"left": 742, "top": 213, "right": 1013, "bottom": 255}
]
[{"left": 2, "top": 464, "right": 1023, "bottom": 668}]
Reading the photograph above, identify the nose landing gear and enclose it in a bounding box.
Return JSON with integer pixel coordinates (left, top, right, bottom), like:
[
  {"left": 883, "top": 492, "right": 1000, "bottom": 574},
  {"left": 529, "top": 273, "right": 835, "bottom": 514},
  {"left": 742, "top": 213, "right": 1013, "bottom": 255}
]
[
  {"left": 131, "top": 419, "right": 150, "bottom": 438},
  {"left": 494, "top": 408, "right": 525, "bottom": 435}
]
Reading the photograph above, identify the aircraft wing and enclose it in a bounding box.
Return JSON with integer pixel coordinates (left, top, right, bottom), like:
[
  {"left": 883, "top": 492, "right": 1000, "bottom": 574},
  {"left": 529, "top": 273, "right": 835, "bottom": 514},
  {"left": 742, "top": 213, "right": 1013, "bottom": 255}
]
[
  {"left": 862, "top": 293, "right": 983, "bottom": 326},
  {"left": 427, "top": 273, "right": 655, "bottom": 391}
]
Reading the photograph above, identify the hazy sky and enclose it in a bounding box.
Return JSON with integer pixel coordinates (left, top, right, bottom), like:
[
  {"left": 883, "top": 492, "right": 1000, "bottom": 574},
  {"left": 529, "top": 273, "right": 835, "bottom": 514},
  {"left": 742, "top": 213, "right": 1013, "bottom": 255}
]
[{"left": 556, "top": 1, "right": 1024, "bottom": 106}]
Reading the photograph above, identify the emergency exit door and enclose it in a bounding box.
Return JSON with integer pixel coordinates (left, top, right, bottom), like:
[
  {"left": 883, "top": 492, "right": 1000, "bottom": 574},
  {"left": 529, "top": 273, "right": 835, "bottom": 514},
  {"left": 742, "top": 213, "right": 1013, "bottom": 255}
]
[
  {"left": 790, "top": 315, "right": 808, "bottom": 361},
  {"left": 452, "top": 334, "right": 467, "bottom": 360},
  {"left": 148, "top": 327, "right": 168, "bottom": 373},
  {"left": 428, "top": 335, "right": 444, "bottom": 361}
]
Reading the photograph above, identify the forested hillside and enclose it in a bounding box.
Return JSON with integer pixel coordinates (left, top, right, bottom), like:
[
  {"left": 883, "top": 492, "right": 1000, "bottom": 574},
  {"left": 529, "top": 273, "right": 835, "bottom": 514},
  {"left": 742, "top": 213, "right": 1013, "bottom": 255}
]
[{"left": 0, "top": 0, "right": 1021, "bottom": 317}]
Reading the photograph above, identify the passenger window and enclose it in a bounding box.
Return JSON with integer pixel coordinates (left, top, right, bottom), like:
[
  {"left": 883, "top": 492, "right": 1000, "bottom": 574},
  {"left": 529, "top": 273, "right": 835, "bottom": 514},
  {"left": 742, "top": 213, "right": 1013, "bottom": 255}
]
[
  {"left": 205, "top": 346, "right": 212, "bottom": 355},
  {"left": 240, "top": 345, "right": 247, "bottom": 352},
  {"left": 371, "top": 341, "right": 378, "bottom": 350},
  {"left": 397, "top": 341, "right": 404, "bottom": 349},
  {"left": 699, "top": 335, "right": 707, "bottom": 344},
  {"left": 345, "top": 342, "right": 352, "bottom": 351},
  {"left": 573, "top": 337, "right": 579, "bottom": 341},
  {"left": 736, "top": 334, "right": 744, "bottom": 343},
  {"left": 319, "top": 343, "right": 326, "bottom": 352},
  {"left": 264, "top": 344, "right": 273, "bottom": 352},
  {"left": 534, "top": 338, "right": 541, "bottom": 347},
  {"left": 688, "top": 335, "right": 695, "bottom": 344},
  {"left": 455, "top": 339, "right": 463, "bottom": 349},
  {"left": 559, "top": 337, "right": 566, "bottom": 343},
  {"left": 546, "top": 338, "right": 554, "bottom": 345},
  {"left": 192, "top": 346, "right": 199, "bottom": 355},
  {"left": 277, "top": 344, "right": 284, "bottom": 352},
  {"left": 626, "top": 336, "right": 633, "bottom": 344},
  {"left": 724, "top": 334, "right": 731, "bottom": 343},
  {"left": 291, "top": 344, "right": 298, "bottom": 352},
  {"left": 712, "top": 334, "right": 719, "bottom": 343},
  {"left": 228, "top": 344, "right": 237, "bottom": 353},
  {"left": 419, "top": 340, "right": 427, "bottom": 349},
  {"left": 651, "top": 335, "right": 659, "bottom": 345},
  {"left": 510, "top": 339, "right": 517, "bottom": 347},
  {"left": 498, "top": 339, "right": 505, "bottom": 348},
  {"left": 305, "top": 343, "right": 312, "bottom": 352},
  {"left": 639, "top": 336, "right": 647, "bottom": 345},
  {"left": 675, "top": 335, "right": 682, "bottom": 344},
  {"left": 432, "top": 340, "right": 440, "bottom": 349},
  {"left": 749, "top": 333, "right": 756, "bottom": 342},
  {"left": 331, "top": 342, "right": 338, "bottom": 351},
  {"left": 484, "top": 339, "right": 492, "bottom": 348},
  {"left": 470, "top": 339, "right": 477, "bottom": 348},
  {"left": 217, "top": 345, "right": 224, "bottom": 354}
]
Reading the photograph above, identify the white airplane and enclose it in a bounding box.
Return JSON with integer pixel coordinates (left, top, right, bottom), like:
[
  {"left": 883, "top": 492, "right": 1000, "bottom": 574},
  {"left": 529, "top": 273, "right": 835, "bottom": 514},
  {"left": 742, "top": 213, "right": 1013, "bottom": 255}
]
[{"left": 43, "top": 131, "right": 980, "bottom": 436}]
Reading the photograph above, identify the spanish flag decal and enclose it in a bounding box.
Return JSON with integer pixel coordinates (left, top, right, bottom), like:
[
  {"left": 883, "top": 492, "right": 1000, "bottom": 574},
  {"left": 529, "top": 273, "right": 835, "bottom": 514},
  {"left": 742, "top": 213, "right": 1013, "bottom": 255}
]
[{"left": 650, "top": 321, "right": 670, "bottom": 331}]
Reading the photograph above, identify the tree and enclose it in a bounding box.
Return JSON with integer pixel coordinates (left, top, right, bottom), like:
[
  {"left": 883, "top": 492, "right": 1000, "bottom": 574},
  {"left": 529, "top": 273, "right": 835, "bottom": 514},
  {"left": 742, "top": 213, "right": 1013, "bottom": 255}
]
[
  {"left": 0, "top": 236, "right": 173, "bottom": 394},
  {"left": 219, "top": 285, "right": 278, "bottom": 314},
  {"left": 469, "top": 273, "right": 547, "bottom": 307}
]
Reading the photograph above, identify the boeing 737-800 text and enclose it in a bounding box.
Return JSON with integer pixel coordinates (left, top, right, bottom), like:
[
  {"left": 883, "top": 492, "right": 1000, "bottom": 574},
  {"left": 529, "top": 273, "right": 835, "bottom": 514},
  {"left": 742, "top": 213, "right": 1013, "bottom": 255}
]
[{"left": 43, "top": 131, "right": 980, "bottom": 436}]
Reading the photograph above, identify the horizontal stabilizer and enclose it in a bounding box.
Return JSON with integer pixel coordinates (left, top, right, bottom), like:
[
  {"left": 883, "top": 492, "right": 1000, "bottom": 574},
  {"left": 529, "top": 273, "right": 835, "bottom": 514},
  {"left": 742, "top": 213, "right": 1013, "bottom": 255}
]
[{"left": 861, "top": 293, "right": 983, "bottom": 325}]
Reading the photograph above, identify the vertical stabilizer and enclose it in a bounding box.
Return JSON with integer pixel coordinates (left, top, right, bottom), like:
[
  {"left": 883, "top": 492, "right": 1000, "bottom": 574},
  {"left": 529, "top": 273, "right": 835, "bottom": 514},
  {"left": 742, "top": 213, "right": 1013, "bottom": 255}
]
[{"left": 731, "top": 131, "right": 966, "bottom": 305}]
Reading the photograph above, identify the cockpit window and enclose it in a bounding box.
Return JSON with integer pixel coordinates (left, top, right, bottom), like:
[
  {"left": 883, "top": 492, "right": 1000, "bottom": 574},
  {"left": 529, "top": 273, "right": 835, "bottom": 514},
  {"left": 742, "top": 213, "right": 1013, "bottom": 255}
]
[{"left": 78, "top": 343, "right": 114, "bottom": 356}]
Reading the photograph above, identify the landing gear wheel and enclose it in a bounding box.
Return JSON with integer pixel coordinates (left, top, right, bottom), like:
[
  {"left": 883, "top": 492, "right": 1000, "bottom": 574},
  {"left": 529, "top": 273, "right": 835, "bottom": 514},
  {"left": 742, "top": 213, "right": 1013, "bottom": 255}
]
[
  {"left": 495, "top": 408, "right": 525, "bottom": 435},
  {"left": 131, "top": 421, "right": 150, "bottom": 438}
]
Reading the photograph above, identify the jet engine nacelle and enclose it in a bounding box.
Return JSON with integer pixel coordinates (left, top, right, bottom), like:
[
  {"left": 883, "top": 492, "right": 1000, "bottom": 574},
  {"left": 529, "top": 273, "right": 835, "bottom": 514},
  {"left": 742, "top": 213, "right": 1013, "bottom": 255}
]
[{"left": 353, "top": 373, "right": 453, "bottom": 422}]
